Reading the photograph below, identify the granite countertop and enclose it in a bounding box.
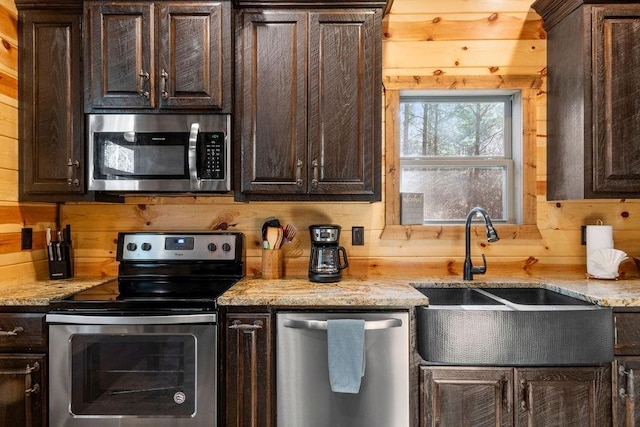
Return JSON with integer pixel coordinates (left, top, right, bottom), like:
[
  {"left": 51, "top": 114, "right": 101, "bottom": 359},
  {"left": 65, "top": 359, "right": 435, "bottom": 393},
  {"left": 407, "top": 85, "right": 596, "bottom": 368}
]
[
  {"left": 219, "top": 276, "right": 640, "bottom": 308},
  {"left": 4, "top": 275, "right": 640, "bottom": 308},
  {"left": 217, "top": 277, "right": 429, "bottom": 307},
  {"left": 0, "top": 277, "right": 114, "bottom": 306}
]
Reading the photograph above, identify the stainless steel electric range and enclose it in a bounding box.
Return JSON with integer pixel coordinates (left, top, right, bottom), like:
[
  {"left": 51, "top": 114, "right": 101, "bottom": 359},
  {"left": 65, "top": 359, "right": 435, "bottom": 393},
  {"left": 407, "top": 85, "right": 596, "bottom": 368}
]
[{"left": 47, "top": 231, "right": 244, "bottom": 427}]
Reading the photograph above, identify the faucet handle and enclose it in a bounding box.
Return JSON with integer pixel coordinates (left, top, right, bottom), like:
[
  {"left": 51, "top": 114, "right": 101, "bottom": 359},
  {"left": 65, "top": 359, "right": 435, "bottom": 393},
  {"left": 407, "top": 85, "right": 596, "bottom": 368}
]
[{"left": 470, "top": 253, "right": 488, "bottom": 275}]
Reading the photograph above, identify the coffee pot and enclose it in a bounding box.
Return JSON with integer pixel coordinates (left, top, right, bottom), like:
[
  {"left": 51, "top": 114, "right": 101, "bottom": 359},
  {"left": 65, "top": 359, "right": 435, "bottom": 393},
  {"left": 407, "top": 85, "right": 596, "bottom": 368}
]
[{"left": 308, "top": 224, "right": 349, "bottom": 283}]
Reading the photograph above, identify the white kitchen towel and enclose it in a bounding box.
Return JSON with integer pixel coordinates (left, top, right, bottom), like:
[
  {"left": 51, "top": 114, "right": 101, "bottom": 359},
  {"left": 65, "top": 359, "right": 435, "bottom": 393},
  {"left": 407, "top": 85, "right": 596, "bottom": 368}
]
[{"left": 327, "top": 319, "right": 366, "bottom": 394}]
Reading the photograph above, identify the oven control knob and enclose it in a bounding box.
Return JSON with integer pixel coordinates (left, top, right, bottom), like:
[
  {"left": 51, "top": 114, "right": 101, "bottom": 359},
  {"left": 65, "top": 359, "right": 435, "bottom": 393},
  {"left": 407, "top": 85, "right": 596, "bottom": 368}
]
[
  {"left": 207, "top": 243, "right": 217, "bottom": 252},
  {"left": 222, "top": 243, "right": 232, "bottom": 252},
  {"left": 126, "top": 242, "right": 137, "bottom": 251},
  {"left": 141, "top": 243, "right": 152, "bottom": 251}
]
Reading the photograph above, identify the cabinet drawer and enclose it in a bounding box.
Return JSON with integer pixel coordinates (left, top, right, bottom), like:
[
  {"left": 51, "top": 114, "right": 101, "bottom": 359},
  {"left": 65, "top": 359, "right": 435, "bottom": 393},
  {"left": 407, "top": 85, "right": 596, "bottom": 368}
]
[
  {"left": 0, "top": 313, "right": 46, "bottom": 350},
  {"left": 615, "top": 312, "right": 640, "bottom": 355}
]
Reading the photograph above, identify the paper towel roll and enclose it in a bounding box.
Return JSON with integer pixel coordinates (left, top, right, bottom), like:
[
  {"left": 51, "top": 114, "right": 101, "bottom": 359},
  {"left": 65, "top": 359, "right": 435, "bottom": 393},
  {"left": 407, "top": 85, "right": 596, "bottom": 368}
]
[
  {"left": 586, "top": 225, "right": 614, "bottom": 256},
  {"left": 586, "top": 225, "right": 614, "bottom": 277}
]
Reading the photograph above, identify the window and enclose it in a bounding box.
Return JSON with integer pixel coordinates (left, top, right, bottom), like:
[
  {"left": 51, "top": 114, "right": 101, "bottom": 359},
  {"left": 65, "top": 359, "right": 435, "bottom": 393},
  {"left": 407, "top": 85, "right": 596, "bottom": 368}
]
[
  {"left": 381, "top": 75, "right": 542, "bottom": 240},
  {"left": 399, "top": 91, "right": 520, "bottom": 224}
]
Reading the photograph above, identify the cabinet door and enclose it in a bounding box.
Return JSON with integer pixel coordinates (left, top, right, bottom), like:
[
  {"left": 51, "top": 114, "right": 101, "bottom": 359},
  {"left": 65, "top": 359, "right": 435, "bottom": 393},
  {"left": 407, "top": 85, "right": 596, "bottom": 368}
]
[
  {"left": 157, "top": 2, "right": 231, "bottom": 110},
  {"left": 514, "top": 366, "right": 611, "bottom": 427},
  {"left": 86, "top": 2, "right": 154, "bottom": 108},
  {"left": 19, "top": 8, "right": 85, "bottom": 199},
  {"left": 0, "top": 354, "right": 45, "bottom": 427},
  {"left": 308, "top": 10, "right": 380, "bottom": 197},
  {"left": 614, "top": 357, "right": 640, "bottom": 427},
  {"left": 420, "top": 366, "right": 512, "bottom": 427},
  {"left": 592, "top": 5, "right": 640, "bottom": 194},
  {"left": 223, "top": 312, "right": 274, "bottom": 427},
  {"left": 236, "top": 11, "right": 308, "bottom": 196}
]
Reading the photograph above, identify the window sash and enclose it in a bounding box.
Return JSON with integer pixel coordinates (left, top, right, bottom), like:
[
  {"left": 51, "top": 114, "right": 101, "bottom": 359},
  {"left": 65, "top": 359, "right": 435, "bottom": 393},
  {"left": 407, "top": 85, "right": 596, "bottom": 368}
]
[{"left": 399, "top": 159, "right": 514, "bottom": 223}]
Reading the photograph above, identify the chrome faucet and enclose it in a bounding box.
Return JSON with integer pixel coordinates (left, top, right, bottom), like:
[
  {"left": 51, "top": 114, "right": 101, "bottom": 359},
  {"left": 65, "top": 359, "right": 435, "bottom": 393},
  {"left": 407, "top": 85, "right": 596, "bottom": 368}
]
[{"left": 463, "top": 207, "right": 500, "bottom": 280}]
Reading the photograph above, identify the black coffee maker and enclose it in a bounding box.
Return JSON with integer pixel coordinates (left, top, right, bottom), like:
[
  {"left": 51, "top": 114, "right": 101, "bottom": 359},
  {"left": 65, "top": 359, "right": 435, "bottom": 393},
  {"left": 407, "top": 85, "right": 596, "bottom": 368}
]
[{"left": 308, "top": 224, "right": 349, "bottom": 283}]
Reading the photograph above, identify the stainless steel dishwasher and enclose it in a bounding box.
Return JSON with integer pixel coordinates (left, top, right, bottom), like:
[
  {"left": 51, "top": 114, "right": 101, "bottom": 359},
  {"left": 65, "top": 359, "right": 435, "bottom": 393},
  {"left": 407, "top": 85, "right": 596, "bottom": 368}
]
[{"left": 276, "top": 311, "right": 409, "bottom": 427}]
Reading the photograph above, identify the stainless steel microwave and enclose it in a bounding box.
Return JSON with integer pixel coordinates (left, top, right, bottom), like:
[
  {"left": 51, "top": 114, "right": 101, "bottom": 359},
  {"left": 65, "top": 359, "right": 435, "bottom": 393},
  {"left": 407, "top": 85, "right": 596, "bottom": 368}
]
[{"left": 87, "top": 114, "right": 231, "bottom": 192}]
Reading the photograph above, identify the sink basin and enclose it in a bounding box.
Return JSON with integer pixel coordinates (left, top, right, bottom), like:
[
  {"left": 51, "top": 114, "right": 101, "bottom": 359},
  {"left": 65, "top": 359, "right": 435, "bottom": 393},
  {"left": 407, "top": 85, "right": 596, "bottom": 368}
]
[
  {"left": 415, "top": 286, "right": 613, "bottom": 366},
  {"left": 484, "top": 287, "right": 593, "bottom": 306},
  {"left": 417, "top": 288, "right": 505, "bottom": 306}
]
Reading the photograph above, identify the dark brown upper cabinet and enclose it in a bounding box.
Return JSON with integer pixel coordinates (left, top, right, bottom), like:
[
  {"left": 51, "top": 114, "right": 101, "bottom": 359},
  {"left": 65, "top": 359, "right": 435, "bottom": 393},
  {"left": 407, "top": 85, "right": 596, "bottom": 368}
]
[
  {"left": 17, "top": 0, "right": 89, "bottom": 201},
  {"left": 533, "top": 1, "right": 640, "bottom": 200},
  {"left": 234, "top": 2, "right": 384, "bottom": 201},
  {"left": 84, "top": 1, "right": 232, "bottom": 112}
]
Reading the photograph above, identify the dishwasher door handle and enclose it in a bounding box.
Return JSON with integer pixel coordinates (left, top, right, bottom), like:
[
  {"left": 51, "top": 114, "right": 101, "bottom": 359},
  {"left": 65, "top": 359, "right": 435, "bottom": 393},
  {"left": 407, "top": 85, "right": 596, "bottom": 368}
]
[{"left": 283, "top": 318, "right": 402, "bottom": 331}]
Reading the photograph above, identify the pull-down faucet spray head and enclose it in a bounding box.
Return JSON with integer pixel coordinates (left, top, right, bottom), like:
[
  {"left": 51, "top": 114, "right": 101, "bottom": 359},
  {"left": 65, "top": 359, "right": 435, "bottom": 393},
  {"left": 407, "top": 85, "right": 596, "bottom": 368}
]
[{"left": 463, "top": 207, "right": 500, "bottom": 280}]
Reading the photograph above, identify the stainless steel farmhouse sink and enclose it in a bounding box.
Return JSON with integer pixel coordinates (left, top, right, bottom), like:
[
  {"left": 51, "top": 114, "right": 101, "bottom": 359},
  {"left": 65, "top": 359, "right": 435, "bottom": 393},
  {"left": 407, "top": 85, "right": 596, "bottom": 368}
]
[{"left": 415, "top": 286, "right": 614, "bottom": 366}]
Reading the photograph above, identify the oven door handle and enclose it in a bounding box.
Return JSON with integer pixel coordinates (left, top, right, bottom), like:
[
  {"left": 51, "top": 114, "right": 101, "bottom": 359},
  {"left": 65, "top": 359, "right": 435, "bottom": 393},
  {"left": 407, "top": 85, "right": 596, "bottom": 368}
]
[{"left": 46, "top": 313, "right": 216, "bottom": 325}]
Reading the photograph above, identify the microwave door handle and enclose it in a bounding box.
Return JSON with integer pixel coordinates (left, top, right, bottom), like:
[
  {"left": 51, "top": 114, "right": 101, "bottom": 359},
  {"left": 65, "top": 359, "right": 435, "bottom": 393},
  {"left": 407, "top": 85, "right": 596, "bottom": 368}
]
[{"left": 188, "top": 122, "right": 200, "bottom": 188}]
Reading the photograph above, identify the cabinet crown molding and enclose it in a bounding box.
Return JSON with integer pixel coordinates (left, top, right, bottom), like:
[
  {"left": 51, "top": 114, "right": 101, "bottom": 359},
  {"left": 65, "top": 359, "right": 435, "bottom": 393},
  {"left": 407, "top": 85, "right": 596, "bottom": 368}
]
[
  {"left": 532, "top": 0, "right": 640, "bottom": 30},
  {"left": 233, "top": 0, "right": 389, "bottom": 9}
]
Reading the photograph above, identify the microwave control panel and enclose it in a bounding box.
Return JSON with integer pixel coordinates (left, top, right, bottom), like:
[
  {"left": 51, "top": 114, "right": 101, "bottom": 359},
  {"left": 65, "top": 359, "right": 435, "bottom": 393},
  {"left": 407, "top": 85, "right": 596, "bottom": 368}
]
[{"left": 198, "top": 132, "right": 225, "bottom": 180}]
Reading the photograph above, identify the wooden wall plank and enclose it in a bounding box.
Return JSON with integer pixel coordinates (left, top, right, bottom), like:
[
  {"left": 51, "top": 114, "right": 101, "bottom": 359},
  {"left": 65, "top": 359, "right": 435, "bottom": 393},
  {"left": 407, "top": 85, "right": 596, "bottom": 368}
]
[
  {"left": 387, "top": 0, "right": 538, "bottom": 15},
  {"left": 0, "top": 70, "right": 17, "bottom": 99},
  {"left": 0, "top": 0, "right": 17, "bottom": 15},
  {"left": 0, "top": 4, "right": 16, "bottom": 45},
  {"left": 383, "top": 13, "right": 545, "bottom": 41},
  {"left": 0, "top": 134, "right": 16, "bottom": 170},
  {"left": 383, "top": 40, "right": 546, "bottom": 70},
  {"left": 0, "top": 168, "right": 17, "bottom": 202},
  {"left": 0, "top": 204, "right": 57, "bottom": 227},
  {"left": 0, "top": 100, "right": 16, "bottom": 139}
]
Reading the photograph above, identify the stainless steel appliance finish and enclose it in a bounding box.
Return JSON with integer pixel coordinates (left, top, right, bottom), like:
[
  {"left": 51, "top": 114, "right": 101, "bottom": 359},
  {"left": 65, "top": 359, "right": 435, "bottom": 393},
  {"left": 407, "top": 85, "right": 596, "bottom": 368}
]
[
  {"left": 276, "top": 311, "right": 410, "bottom": 427},
  {"left": 88, "top": 114, "right": 231, "bottom": 192},
  {"left": 48, "top": 315, "right": 216, "bottom": 427},
  {"left": 308, "top": 224, "right": 349, "bottom": 282},
  {"left": 47, "top": 232, "right": 244, "bottom": 427}
]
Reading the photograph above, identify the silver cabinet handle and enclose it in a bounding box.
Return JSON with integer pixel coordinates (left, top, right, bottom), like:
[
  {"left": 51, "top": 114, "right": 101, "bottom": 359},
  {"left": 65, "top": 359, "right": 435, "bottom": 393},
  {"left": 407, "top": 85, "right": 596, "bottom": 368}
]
[
  {"left": 619, "top": 364, "right": 636, "bottom": 399},
  {"left": 67, "top": 158, "right": 80, "bottom": 187},
  {"left": 296, "top": 158, "right": 303, "bottom": 188},
  {"left": 519, "top": 379, "right": 528, "bottom": 411},
  {"left": 0, "top": 326, "right": 24, "bottom": 336},
  {"left": 138, "top": 69, "right": 150, "bottom": 98},
  {"left": 229, "top": 319, "right": 263, "bottom": 333},
  {"left": 160, "top": 69, "right": 169, "bottom": 99},
  {"left": 0, "top": 361, "right": 38, "bottom": 376},
  {"left": 283, "top": 318, "right": 402, "bottom": 331},
  {"left": 311, "top": 159, "right": 319, "bottom": 188}
]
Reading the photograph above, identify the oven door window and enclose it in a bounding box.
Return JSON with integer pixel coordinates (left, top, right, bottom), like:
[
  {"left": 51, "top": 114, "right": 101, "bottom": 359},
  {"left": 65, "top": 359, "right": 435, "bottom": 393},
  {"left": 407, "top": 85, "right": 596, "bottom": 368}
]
[
  {"left": 94, "top": 132, "right": 189, "bottom": 179},
  {"left": 70, "top": 334, "right": 196, "bottom": 416}
]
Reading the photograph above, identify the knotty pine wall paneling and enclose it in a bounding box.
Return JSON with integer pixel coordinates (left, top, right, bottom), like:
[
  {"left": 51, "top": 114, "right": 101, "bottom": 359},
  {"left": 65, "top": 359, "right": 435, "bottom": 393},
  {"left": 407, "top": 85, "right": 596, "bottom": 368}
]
[{"left": 2, "top": 0, "right": 637, "bottom": 284}]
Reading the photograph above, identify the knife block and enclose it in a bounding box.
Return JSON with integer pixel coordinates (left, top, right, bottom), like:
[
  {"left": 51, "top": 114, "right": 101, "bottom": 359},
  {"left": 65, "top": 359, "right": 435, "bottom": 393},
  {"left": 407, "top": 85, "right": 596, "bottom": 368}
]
[{"left": 48, "top": 242, "right": 73, "bottom": 280}]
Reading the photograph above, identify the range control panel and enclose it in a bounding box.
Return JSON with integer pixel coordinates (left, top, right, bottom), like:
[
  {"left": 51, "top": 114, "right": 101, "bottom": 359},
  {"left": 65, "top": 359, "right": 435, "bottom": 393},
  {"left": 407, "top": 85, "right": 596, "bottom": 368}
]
[{"left": 116, "top": 232, "right": 242, "bottom": 262}]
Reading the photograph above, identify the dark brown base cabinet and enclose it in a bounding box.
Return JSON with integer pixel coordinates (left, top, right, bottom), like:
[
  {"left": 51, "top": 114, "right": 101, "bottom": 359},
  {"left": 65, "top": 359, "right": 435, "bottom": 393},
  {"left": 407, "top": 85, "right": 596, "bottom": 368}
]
[
  {"left": 613, "top": 310, "right": 640, "bottom": 426},
  {"left": 221, "top": 310, "right": 275, "bottom": 427},
  {"left": 421, "top": 365, "right": 612, "bottom": 426},
  {"left": 0, "top": 312, "right": 47, "bottom": 427}
]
